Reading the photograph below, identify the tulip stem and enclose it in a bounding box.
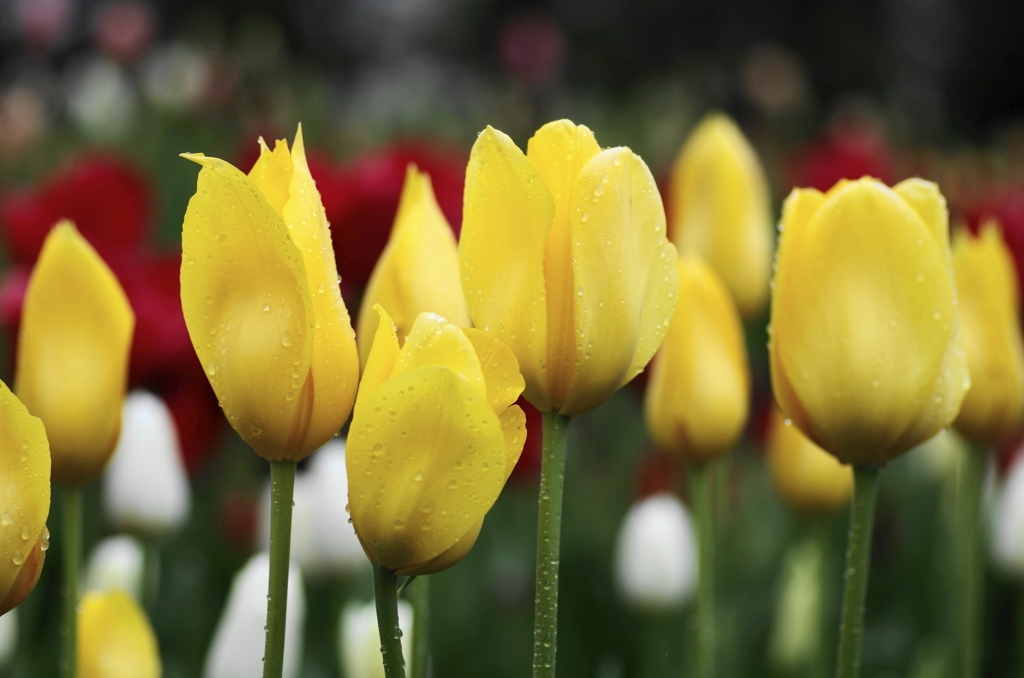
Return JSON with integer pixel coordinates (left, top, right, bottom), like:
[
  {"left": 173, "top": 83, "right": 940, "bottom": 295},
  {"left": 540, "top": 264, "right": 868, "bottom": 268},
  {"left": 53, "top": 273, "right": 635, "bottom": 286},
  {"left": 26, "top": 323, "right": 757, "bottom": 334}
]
[
  {"left": 61, "top": 484, "right": 82, "bottom": 678},
  {"left": 533, "top": 411, "right": 571, "bottom": 678},
  {"left": 960, "top": 446, "right": 986, "bottom": 678},
  {"left": 373, "top": 563, "right": 408, "bottom": 678},
  {"left": 690, "top": 460, "right": 716, "bottom": 678},
  {"left": 835, "top": 464, "right": 881, "bottom": 678},
  {"left": 263, "top": 460, "right": 296, "bottom": 678},
  {"left": 412, "top": 575, "right": 430, "bottom": 678}
]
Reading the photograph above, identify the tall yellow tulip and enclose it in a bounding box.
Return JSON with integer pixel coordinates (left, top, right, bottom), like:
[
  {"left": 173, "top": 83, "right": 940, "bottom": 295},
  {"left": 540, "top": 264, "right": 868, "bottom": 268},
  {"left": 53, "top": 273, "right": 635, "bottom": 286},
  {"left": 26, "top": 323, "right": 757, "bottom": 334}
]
[
  {"left": 16, "top": 221, "right": 134, "bottom": 485},
  {"left": 348, "top": 306, "right": 526, "bottom": 575},
  {"left": 767, "top": 407, "right": 852, "bottom": 515},
  {"left": 460, "top": 120, "right": 679, "bottom": 417},
  {"left": 670, "top": 114, "right": 772, "bottom": 317},
  {"left": 0, "top": 380, "right": 50, "bottom": 617},
  {"left": 79, "top": 590, "right": 160, "bottom": 678},
  {"left": 356, "top": 166, "right": 469, "bottom": 364},
  {"left": 644, "top": 256, "right": 749, "bottom": 462},
  {"left": 770, "top": 178, "right": 969, "bottom": 466},
  {"left": 180, "top": 126, "right": 359, "bottom": 462},
  {"left": 953, "top": 223, "right": 1024, "bottom": 444}
]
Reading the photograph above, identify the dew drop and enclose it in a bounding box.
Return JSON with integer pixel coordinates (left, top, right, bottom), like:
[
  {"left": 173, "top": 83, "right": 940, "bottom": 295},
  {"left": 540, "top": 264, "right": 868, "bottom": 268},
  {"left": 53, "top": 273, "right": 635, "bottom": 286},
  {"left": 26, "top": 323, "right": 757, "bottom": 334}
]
[{"left": 281, "top": 333, "right": 292, "bottom": 347}]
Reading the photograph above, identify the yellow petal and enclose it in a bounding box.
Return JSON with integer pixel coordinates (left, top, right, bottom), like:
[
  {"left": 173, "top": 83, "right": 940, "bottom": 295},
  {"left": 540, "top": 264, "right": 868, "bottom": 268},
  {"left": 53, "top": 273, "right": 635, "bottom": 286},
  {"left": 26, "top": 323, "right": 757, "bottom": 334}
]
[
  {"left": 460, "top": 126, "right": 555, "bottom": 411},
  {"left": 247, "top": 137, "right": 293, "bottom": 215},
  {"left": 16, "top": 221, "right": 133, "bottom": 484},
  {"left": 180, "top": 154, "right": 315, "bottom": 460},
  {"left": 0, "top": 379, "right": 49, "bottom": 615},
  {"left": 644, "top": 257, "right": 749, "bottom": 462},
  {"left": 392, "top": 313, "right": 486, "bottom": 401},
  {"left": 559, "top": 147, "right": 679, "bottom": 416},
  {"left": 669, "top": 114, "right": 772, "bottom": 316},
  {"left": 893, "top": 178, "right": 949, "bottom": 249},
  {"left": 347, "top": 366, "right": 508, "bottom": 572},
  {"left": 355, "top": 305, "right": 402, "bottom": 418},
  {"left": 397, "top": 520, "right": 483, "bottom": 576},
  {"left": 498, "top": 404, "right": 527, "bottom": 478},
  {"left": 462, "top": 328, "right": 526, "bottom": 415},
  {"left": 358, "top": 167, "right": 469, "bottom": 364},
  {"left": 767, "top": 408, "right": 852, "bottom": 515},
  {"left": 79, "top": 591, "right": 161, "bottom": 678}
]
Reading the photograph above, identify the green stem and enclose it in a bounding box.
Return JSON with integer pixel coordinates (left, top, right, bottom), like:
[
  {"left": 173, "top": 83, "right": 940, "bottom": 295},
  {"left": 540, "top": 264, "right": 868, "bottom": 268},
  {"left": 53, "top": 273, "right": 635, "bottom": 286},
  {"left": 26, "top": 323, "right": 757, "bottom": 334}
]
[
  {"left": 690, "top": 461, "right": 716, "bottom": 678},
  {"left": 61, "top": 484, "right": 82, "bottom": 678},
  {"left": 263, "top": 460, "right": 296, "bottom": 678},
  {"left": 532, "top": 412, "right": 571, "bottom": 678},
  {"left": 1018, "top": 585, "right": 1024, "bottom": 677},
  {"left": 142, "top": 538, "right": 160, "bottom": 615},
  {"left": 411, "top": 576, "right": 430, "bottom": 678},
  {"left": 639, "top": 613, "right": 676, "bottom": 678},
  {"left": 834, "top": 464, "right": 881, "bottom": 678},
  {"left": 960, "top": 447, "right": 986, "bottom": 678},
  {"left": 373, "top": 564, "right": 408, "bottom": 678}
]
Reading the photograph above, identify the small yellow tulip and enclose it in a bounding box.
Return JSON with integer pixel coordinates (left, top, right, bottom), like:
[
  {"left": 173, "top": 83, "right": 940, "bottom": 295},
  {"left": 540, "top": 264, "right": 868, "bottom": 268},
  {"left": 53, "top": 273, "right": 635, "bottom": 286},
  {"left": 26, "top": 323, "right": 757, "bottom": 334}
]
[
  {"left": 770, "top": 178, "right": 969, "bottom": 466},
  {"left": 644, "top": 257, "right": 749, "bottom": 462},
  {"left": 16, "top": 221, "right": 133, "bottom": 485},
  {"left": 460, "top": 120, "right": 679, "bottom": 417},
  {"left": 79, "top": 590, "right": 160, "bottom": 678},
  {"left": 357, "top": 166, "right": 470, "bottom": 363},
  {"left": 347, "top": 307, "right": 527, "bottom": 575},
  {"left": 181, "top": 126, "right": 359, "bottom": 462},
  {"left": 0, "top": 380, "right": 50, "bottom": 616},
  {"left": 669, "top": 114, "right": 772, "bottom": 317},
  {"left": 767, "top": 406, "right": 853, "bottom": 515}
]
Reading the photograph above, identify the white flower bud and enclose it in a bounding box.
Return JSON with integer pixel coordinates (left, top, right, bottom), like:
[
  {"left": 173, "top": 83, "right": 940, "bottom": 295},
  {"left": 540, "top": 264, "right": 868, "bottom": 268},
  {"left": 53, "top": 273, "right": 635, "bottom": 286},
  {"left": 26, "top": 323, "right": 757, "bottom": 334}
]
[
  {"left": 0, "top": 607, "right": 17, "bottom": 668},
  {"left": 84, "top": 534, "right": 146, "bottom": 601},
  {"left": 991, "top": 453, "right": 1024, "bottom": 578}
]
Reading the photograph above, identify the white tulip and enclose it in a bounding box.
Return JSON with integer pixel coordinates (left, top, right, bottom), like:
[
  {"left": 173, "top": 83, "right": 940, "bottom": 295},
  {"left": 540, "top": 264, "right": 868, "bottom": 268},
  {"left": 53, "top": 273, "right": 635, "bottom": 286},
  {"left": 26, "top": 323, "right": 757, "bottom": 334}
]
[
  {"left": 991, "top": 452, "right": 1024, "bottom": 578},
  {"left": 339, "top": 599, "right": 413, "bottom": 678},
  {"left": 0, "top": 607, "right": 16, "bottom": 668},
  {"left": 613, "top": 492, "right": 697, "bottom": 612},
  {"left": 103, "top": 391, "right": 191, "bottom": 537},
  {"left": 84, "top": 534, "right": 146, "bottom": 601},
  {"left": 204, "top": 553, "right": 306, "bottom": 678}
]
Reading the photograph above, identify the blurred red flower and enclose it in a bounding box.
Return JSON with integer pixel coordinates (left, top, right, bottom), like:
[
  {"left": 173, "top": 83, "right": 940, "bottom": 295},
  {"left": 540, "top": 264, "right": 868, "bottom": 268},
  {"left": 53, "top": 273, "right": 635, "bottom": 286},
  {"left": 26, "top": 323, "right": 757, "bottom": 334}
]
[{"left": 787, "top": 119, "right": 894, "bottom": 193}]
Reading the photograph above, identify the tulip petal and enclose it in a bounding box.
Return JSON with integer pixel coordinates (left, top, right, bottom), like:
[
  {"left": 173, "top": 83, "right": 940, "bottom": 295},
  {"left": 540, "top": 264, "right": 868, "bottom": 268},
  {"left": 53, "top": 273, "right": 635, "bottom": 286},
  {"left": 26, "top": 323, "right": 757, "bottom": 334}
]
[
  {"left": 894, "top": 178, "right": 950, "bottom": 248},
  {"left": 392, "top": 313, "right": 486, "bottom": 400},
  {"left": 16, "top": 221, "right": 134, "bottom": 484},
  {"left": 180, "top": 154, "right": 314, "bottom": 459},
  {"left": 461, "top": 127, "right": 555, "bottom": 410},
  {"left": 347, "top": 366, "right": 508, "bottom": 571},
  {"left": 79, "top": 591, "right": 160, "bottom": 678},
  {"left": 559, "top": 147, "right": 679, "bottom": 416},
  {"left": 355, "top": 305, "right": 401, "bottom": 418},
  {"left": 462, "top": 328, "right": 526, "bottom": 415},
  {"left": 498, "top": 405, "right": 527, "bottom": 478},
  {"left": 247, "top": 138, "right": 292, "bottom": 215},
  {"left": 397, "top": 520, "right": 483, "bottom": 576}
]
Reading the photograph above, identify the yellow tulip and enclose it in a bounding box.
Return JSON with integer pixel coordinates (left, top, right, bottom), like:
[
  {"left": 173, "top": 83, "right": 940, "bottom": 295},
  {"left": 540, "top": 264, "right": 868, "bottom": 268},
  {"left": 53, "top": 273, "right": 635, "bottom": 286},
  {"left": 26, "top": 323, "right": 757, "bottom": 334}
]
[
  {"left": 79, "top": 590, "right": 160, "bottom": 678},
  {"left": 357, "top": 166, "right": 470, "bottom": 363},
  {"left": 669, "top": 114, "right": 772, "bottom": 317},
  {"left": 644, "top": 256, "right": 749, "bottom": 462},
  {"left": 16, "top": 221, "right": 133, "bottom": 485},
  {"left": 953, "top": 222, "right": 1024, "bottom": 444},
  {"left": 460, "top": 120, "right": 679, "bottom": 417},
  {"left": 347, "top": 306, "right": 526, "bottom": 575},
  {"left": 0, "top": 380, "right": 50, "bottom": 616},
  {"left": 181, "top": 126, "right": 359, "bottom": 462},
  {"left": 767, "top": 406, "right": 853, "bottom": 514},
  {"left": 770, "top": 178, "right": 969, "bottom": 466}
]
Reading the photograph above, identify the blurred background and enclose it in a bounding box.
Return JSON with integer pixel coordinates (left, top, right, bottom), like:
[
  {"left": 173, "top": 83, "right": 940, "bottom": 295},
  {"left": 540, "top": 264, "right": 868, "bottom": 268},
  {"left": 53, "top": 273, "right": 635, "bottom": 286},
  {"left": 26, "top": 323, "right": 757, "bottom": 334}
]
[{"left": 3, "top": 0, "right": 1024, "bottom": 676}]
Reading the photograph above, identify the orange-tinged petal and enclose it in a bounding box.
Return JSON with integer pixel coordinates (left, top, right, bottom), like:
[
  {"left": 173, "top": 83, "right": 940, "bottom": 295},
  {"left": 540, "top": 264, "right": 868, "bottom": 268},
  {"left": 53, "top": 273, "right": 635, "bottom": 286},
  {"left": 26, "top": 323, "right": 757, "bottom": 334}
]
[
  {"left": 767, "top": 407, "right": 852, "bottom": 515},
  {"left": 16, "top": 221, "right": 133, "bottom": 484},
  {"left": 462, "top": 327, "right": 526, "bottom": 415},
  {"left": 559, "top": 147, "right": 679, "bottom": 416},
  {"left": 460, "top": 126, "right": 555, "bottom": 411},
  {"left": 79, "top": 590, "right": 160, "bottom": 678}
]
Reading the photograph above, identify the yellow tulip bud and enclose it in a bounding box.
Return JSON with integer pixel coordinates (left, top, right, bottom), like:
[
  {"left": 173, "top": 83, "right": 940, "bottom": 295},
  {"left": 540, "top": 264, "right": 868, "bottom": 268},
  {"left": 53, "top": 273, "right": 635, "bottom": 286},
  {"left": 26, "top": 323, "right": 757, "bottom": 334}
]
[
  {"left": 357, "top": 166, "right": 470, "bottom": 364},
  {"left": 460, "top": 120, "right": 679, "bottom": 417},
  {"left": 767, "top": 407, "right": 852, "bottom": 515},
  {"left": 669, "top": 114, "right": 772, "bottom": 317},
  {"left": 347, "top": 306, "right": 527, "bottom": 575},
  {"left": 181, "top": 126, "right": 360, "bottom": 462},
  {"left": 0, "top": 380, "right": 50, "bottom": 616},
  {"left": 79, "top": 590, "right": 160, "bottom": 678},
  {"left": 953, "top": 223, "right": 1024, "bottom": 443},
  {"left": 770, "top": 178, "right": 969, "bottom": 466},
  {"left": 16, "top": 221, "right": 134, "bottom": 485},
  {"left": 644, "top": 257, "right": 749, "bottom": 462}
]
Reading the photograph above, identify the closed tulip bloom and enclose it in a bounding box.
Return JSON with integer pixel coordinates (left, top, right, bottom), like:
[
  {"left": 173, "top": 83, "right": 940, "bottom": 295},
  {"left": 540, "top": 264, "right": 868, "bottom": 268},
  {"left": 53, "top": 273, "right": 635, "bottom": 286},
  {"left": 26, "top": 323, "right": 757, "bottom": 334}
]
[
  {"left": 460, "top": 120, "right": 679, "bottom": 417},
  {"left": 78, "top": 590, "right": 160, "bottom": 678},
  {"left": 339, "top": 599, "right": 414, "bottom": 678},
  {"left": 181, "top": 126, "right": 359, "bottom": 462},
  {"left": 767, "top": 407, "right": 853, "bottom": 514},
  {"left": 103, "top": 391, "right": 191, "bottom": 537},
  {"left": 357, "top": 167, "right": 470, "bottom": 363},
  {"left": 347, "top": 307, "right": 527, "bottom": 575},
  {"left": 669, "top": 114, "right": 772, "bottom": 317},
  {"left": 644, "top": 257, "right": 749, "bottom": 462},
  {"left": 16, "top": 221, "right": 133, "bottom": 484},
  {"left": 953, "top": 223, "right": 1024, "bottom": 444},
  {"left": 0, "top": 380, "right": 50, "bottom": 616},
  {"left": 770, "top": 178, "right": 969, "bottom": 465}
]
